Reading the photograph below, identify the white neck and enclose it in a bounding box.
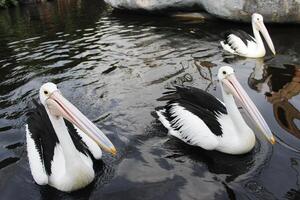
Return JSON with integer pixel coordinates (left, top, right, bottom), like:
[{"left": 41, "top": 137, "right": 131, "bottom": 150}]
[
  {"left": 252, "top": 23, "right": 265, "bottom": 50},
  {"left": 45, "top": 108, "right": 83, "bottom": 171},
  {"left": 221, "top": 86, "right": 250, "bottom": 133}
]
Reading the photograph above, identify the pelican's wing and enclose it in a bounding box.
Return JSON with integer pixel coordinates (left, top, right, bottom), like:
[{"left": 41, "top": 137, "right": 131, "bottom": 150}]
[
  {"left": 232, "top": 30, "right": 257, "bottom": 51},
  {"left": 157, "top": 86, "right": 227, "bottom": 150},
  {"left": 158, "top": 86, "right": 227, "bottom": 114},
  {"left": 25, "top": 125, "right": 48, "bottom": 185},
  {"left": 221, "top": 30, "right": 255, "bottom": 56},
  {"left": 26, "top": 100, "right": 60, "bottom": 184},
  {"left": 65, "top": 121, "right": 102, "bottom": 160},
  {"left": 229, "top": 30, "right": 255, "bottom": 45}
]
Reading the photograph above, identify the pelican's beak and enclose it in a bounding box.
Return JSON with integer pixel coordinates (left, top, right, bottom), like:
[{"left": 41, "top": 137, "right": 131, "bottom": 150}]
[
  {"left": 222, "top": 74, "right": 275, "bottom": 144},
  {"left": 257, "top": 21, "right": 276, "bottom": 55},
  {"left": 46, "top": 90, "right": 117, "bottom": 155}
]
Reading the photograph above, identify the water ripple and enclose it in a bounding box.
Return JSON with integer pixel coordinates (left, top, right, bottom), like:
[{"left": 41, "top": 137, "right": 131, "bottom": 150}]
[{"left": 0, "top": 0, "right": 300, "bottom": 199}]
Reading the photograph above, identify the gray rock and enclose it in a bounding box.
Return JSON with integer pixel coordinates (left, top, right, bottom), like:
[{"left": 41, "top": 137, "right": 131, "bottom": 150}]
[
  {"left": 104, "top": 0, "right": 202, "bottom": 11},
  {"left": 201, "top": 0, "right": 300, "bottom": 23},
  {"left": 104, "top": 0, "right": 300, "bottom": 23}
]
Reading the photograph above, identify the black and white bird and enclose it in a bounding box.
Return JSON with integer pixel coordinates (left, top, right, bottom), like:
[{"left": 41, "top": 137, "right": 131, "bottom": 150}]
[
  {"left": 156, "top": 66, "right": 275, "bottom": 155},
  {"left": 220, "top": 13, "right": 276, "bottom": 58},
  {"left": 26, "top": 83, "right": 117, "bottom": 192}
]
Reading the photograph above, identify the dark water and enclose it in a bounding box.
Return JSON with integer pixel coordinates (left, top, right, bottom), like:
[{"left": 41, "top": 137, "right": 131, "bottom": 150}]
[{"left": 0, "top": 0, "right": 300, "bottom": 199}]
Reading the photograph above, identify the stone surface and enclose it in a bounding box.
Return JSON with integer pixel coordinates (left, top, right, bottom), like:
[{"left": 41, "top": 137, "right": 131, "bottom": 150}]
[
  {"left": 104, "top": 0, "right": 202, "bottom": 11},
  {"left": 104, "top": 0, "right": 300, "bottom": 23}
]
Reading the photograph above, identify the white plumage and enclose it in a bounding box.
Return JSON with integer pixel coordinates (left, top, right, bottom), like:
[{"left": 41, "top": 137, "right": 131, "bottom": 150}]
[{"left": 26, "top": 82, "right": 116, "bottom": 192}]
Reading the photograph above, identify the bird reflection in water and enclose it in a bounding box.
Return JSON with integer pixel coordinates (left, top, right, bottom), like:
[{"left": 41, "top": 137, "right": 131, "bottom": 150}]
[
  {"left": 247, "top": 59, "right": 271, "bottom": 94},
  {"left": 163, "top": 138, "right": 256, "bottom": 183},
  {"left": 248, "top": 61, "right": 300, "bottom": 138}
]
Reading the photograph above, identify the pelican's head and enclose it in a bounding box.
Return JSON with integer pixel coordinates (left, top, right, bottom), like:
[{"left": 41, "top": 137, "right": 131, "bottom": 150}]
[
  {"left": 39, "top": 82, "right": 117, "bottom": 155},
  {"left": 217, "top": 65, "right": 234, "bottom": 80},
  {"left": 39, "top": 82, "right": 58, "bottom": 106},
  {"left": 252, "top": 13, "right": 263, "bottom": 23},
  {"left": 251, "top": 13, "right": 276, "bottom": 55},
  {"left": 218, "top": 66, "right": 275, "bottom": 145}
]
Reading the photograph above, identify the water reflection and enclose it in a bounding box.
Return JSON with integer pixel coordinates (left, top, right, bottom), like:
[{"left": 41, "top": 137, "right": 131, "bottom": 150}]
[
  {"left": 247, "top": 59, "right": 269, "bottom": 93},
  {"left": 163, "top": 138, "right": 256, "bottom": 183},
  {"left": 0, "top": 0, "right": 300, "bottom": 199},
  {"left": 285, "top": 158, "right": 300, "bottom": 200},
  {"left": 248, "top": 60, "right": 300, "bottom": 139},
  {"left": 194, "top": 60, "right": 216, "bottom": 91}
]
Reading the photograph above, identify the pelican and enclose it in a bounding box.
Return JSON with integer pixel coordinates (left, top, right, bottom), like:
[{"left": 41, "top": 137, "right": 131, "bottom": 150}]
[
  {"left": 220, "top": 13, "right": 276, "bottom": 58},
  {"left": 26, "top": 83, "right": 117, "bottom": 192},
  {"left": 156, "top": 66, "right": 275, "bottom": 155}
]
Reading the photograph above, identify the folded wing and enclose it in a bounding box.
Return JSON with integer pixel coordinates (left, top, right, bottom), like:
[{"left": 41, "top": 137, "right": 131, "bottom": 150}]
[{"left": 157, "top": 86, "right": 227, "bottom": 150}]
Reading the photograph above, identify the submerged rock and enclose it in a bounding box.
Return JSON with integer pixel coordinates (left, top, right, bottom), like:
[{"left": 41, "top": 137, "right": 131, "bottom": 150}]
[{"left": 104, "top": 0, "right": 300, "bottom": 23}]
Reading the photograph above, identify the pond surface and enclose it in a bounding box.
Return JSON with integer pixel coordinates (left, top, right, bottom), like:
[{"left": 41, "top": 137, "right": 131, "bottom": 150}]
[{"left": 0, "top": 0, "right": 300, "bottom": 199}]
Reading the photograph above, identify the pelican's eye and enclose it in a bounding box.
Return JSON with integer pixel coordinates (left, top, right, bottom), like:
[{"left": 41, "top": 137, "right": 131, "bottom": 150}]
[
  {"left": 222, "top": 71, "right": 227, "bottom": 75},
  {"left": 44, "top": 91, "right": 49, "bottom": 95}
]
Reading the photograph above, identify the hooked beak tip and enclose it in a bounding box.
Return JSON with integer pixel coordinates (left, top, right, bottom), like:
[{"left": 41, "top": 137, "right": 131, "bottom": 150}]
[
  {"left": 110, "top": 147, "right": 117, "bottom": 156},
  {"left": 270, "top": 136, "right": 276, "bottom": 145}
]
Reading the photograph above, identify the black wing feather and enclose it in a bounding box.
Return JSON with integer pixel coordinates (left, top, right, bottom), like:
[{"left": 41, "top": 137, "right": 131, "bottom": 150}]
[
  {"left": 159, "top": 86, "right": 227, "bottom": 115},
  {"left": 64, "top": 120, "right": 93, "bottom": 159},
  {"left": 27, "top": 100, "right": 59, "bottom": 175},
  {"left": 158, "top": 86, "right": 227, "bottom": 136},
  {"left": 223, "top": 30, "right": 254, "bottom": 46}
]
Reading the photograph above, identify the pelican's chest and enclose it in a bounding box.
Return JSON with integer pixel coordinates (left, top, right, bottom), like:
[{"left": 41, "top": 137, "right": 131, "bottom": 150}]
[
  {"left": 49, "top": 144, "right": 95, "bottom": 192},
  {"left": 217, "top": 128, "right": 256, "bottom": 154},
  {"left": 246, "top": 45, "right": 266, "bottom": 58},
  {"left": 216, "top": 114, "right": 256, "bottom": 154}
]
